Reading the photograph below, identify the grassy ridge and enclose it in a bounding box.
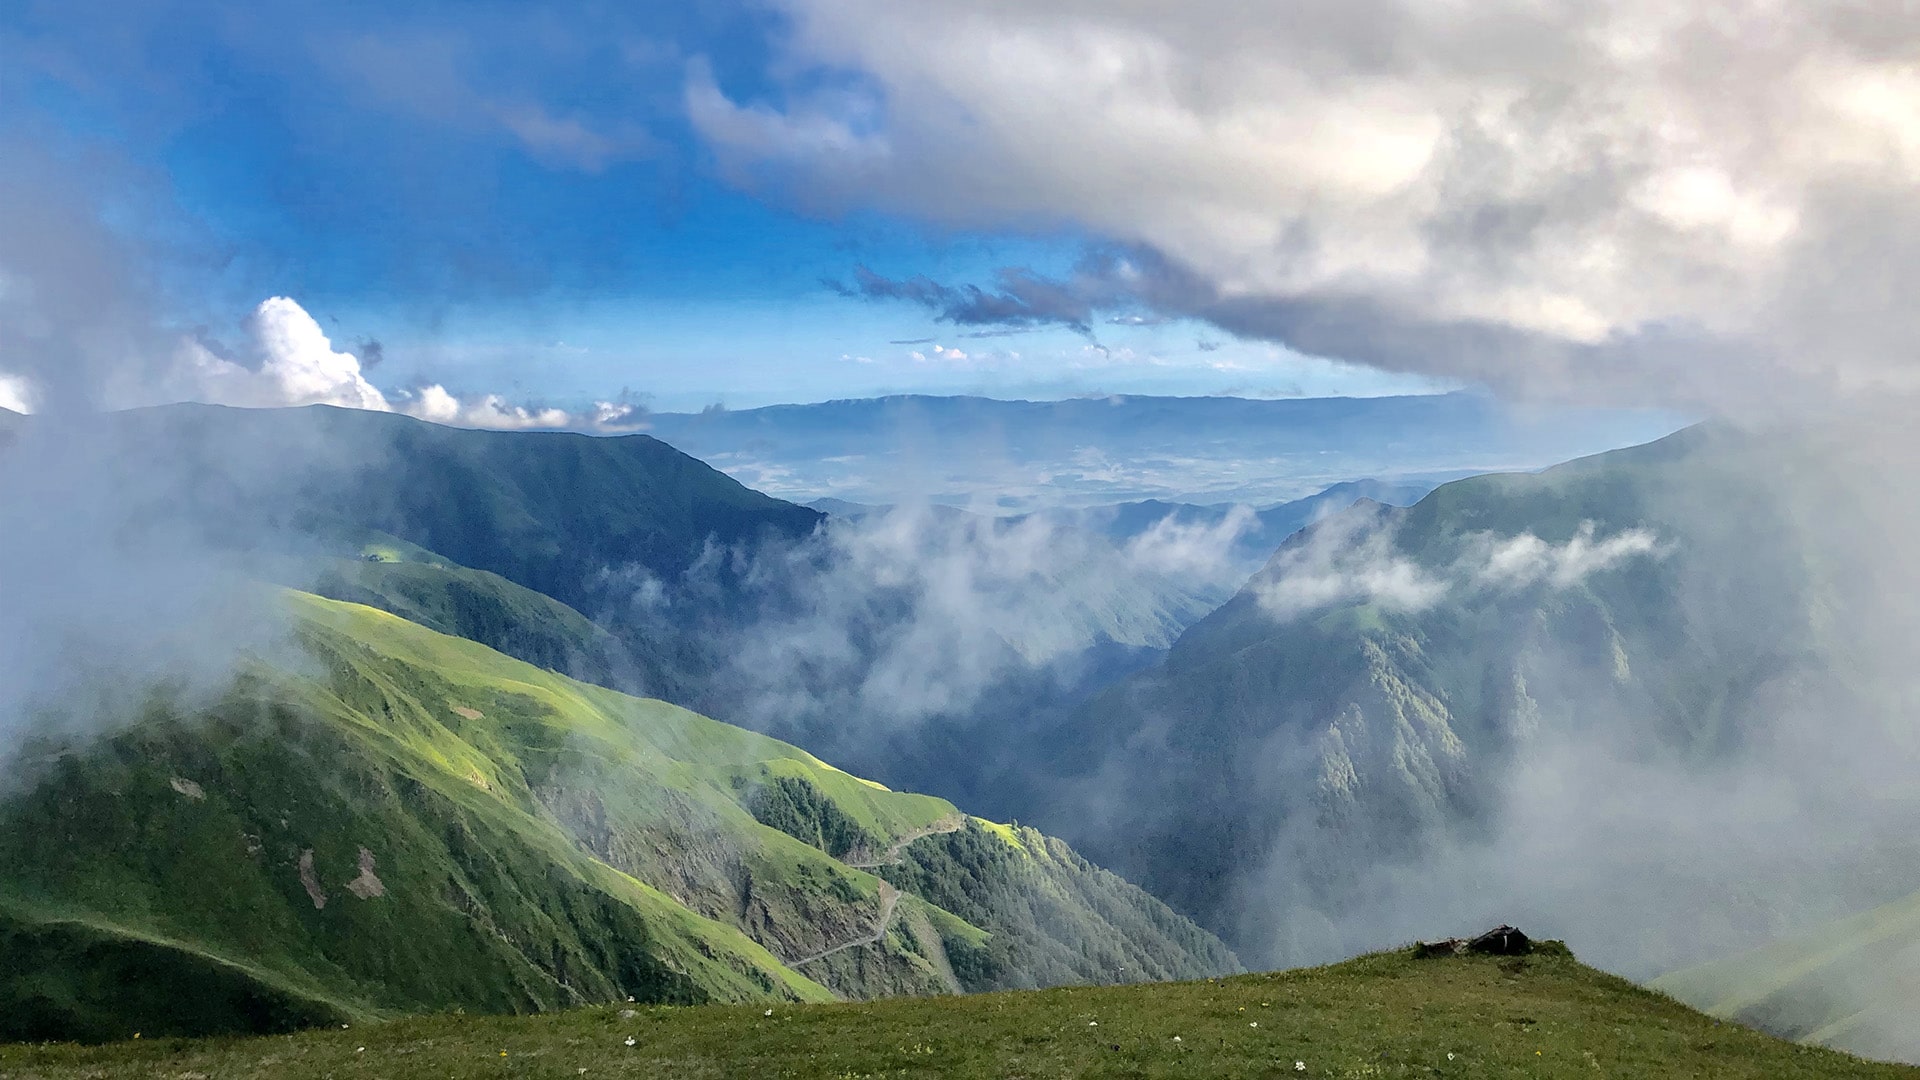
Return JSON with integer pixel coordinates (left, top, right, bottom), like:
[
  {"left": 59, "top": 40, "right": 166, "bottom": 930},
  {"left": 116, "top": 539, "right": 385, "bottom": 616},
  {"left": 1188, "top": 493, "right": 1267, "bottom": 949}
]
[
  {"left": 2, "top": 948, "right": 1910, "bottom": 1079},
  {"left": 307, "top": 551, "right": 636, "bottom": 690},
  {"left": 0, "top": 592, "right": 837, "bottom": 1040},
  {"left": 0, "top": 592, "right": 1233, "bottom": 1041},
  {"left": 283, "top": 593, "right": 1233, "bottom": 1004},
  {"left": 879, "top": 820, "right": 1238, "bottom": 992}
]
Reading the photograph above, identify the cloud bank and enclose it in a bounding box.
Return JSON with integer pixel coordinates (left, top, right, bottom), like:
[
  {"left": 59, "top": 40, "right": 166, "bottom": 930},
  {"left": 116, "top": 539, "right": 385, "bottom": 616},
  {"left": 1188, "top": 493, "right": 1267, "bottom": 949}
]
[{"left": 694, "top": 0, "right": 1920, "bottom": 409}]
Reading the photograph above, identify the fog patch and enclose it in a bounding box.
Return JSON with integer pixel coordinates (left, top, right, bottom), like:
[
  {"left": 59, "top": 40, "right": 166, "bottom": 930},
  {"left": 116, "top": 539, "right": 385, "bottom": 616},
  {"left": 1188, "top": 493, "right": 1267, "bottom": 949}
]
[
  {"left": 718, "top": 503, "right": 1229, "bottom": 731},
  {"left": 0, "top": 412, "right": 325, "bottom": 782},
  {"left": 1254, "top": 506, "right": 1665, "bottom": 620},
  {"left": 1253, "top": 509, "right": 1446, "bottom": 619},
  {"left": 1470, "top": 523, "right": 1666, "bottom": 590},
  {"left": 1120, "top": 503, "right": 1258, "bottom": 582}
]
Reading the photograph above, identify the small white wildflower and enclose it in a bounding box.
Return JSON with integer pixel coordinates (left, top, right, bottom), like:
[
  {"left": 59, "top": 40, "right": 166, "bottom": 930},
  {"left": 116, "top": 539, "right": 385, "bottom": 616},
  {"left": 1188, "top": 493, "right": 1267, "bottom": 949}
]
[
  {"left": 1296, "top": 1063, "right": 1306, "bottom": 1072},
  {"left": 1448, "top": 1052, "right": 1455, "bottom": 1061},
  {"left": 356, "top": 1047, "right": 364, "bottom": 1053},
  {"left": 1250, "top": 1021, "right": 1258, "bottom": 1028},
  {"left": 341, "top": 1024, "right": 350, "bottom": 1030},
  {"left": 626, "top": 996, "right": 635, "bottom": 1003},
  {"left": 1088, "top": 1020, "right": 1098, "bottom": 1027},
  {"left": 1172, "top": 1036, "right": 1181, "bottom": 1042},
  {"left": 765, "top": 1009, "right": 773, "bottom": 1016},
  {"left": 624, "top": 1036, "right": 636, "bottom": 1047}
]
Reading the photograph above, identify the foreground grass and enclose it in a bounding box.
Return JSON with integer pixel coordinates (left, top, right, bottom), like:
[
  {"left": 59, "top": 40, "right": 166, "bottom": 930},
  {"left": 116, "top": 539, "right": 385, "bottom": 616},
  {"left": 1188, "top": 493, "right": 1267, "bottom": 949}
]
[{"left": 2, "top": 949, "right": 1911, "bottom": 1079}]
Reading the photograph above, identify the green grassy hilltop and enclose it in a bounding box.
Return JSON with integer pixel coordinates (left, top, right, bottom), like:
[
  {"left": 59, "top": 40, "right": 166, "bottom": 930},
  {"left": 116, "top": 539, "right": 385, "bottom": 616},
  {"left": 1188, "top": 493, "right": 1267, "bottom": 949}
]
[{"left": 2, "top": 947, "right": 1910, "bottom": 1079}]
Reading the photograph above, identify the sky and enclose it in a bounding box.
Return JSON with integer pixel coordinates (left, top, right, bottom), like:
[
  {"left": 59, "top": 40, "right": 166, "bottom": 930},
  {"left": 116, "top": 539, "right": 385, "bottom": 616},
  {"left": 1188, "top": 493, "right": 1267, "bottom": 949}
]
[{"left": 3, "top": 1, "right": 1919, "bottom": 422}]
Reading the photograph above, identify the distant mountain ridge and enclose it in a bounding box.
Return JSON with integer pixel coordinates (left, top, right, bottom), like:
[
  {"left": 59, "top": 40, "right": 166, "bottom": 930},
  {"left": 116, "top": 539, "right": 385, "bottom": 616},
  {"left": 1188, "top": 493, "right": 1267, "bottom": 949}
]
[
  {"left": 103, "top": 402, "right": 822, "bottom": 595},
  {"left": 69, "top": 405, "right": 1226, "bottom": 718},
  {"left": 811, "top": 478, "right": 1440, "bottom": 571},
  {"left": 75, "top": 402, "right": 825, "bottom": 704},
  {"left": 648, "top": 392, "right": 1684, "bottom": 509}
]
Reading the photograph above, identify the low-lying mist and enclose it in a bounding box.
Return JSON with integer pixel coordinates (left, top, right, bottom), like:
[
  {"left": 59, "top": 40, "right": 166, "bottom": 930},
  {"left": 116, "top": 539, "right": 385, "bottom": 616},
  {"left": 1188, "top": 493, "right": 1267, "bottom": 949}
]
[
  {"left": 1006, "top": 414, "right": 1920, "bottom": 1061},
  {"left": 609, "top": 499, "right": 1261, "bottom": 813},
  {"left": 0, "top": 409, "right": 383, "bottom": 783}
]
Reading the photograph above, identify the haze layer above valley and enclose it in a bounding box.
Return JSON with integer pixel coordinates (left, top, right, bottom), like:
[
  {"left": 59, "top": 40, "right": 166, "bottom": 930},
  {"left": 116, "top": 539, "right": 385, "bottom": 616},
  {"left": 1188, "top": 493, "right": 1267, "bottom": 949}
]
[{"left": 645, "top": 393, "right": 1685, "bottom": 510}]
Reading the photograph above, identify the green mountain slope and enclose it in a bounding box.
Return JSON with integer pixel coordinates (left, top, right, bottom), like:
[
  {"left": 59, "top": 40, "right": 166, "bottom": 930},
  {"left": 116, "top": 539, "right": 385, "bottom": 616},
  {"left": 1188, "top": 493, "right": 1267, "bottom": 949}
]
[
  {"left": 1655, "top": 888, "right": 1920, "bottom": 1063},
  {"left": 87, "top": 403, "right": 827, "bottom": 701},
  {"left": 4, "top": 946, "right": 1910, "bottom": 1079},
  {"left": 0, "top": 592, "right": 1233, "bottom": 1043},
  {"left": 300, "top": 535, "right": 639, "bottom": 689},
  {"left": 145, "top": 403, "right": 821, "bottom": 599}
]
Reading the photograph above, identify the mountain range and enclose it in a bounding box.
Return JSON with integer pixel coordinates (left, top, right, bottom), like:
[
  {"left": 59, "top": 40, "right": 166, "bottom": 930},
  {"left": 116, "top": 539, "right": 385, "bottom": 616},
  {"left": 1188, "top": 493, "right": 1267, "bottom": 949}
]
[
  {"left": 0, "top": 405, "right": 1236, "bottom": 1042},
  {"left": 1004, "top": 420, "right": 1920, "bottom": 1036},
  {"left": 4, "top": 400, "right": 1916, "bottom": 1066}
]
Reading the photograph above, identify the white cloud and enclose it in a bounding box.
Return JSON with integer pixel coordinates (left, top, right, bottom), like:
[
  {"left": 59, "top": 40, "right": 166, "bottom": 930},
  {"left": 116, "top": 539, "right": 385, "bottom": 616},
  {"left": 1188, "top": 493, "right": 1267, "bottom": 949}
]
[
  {"left": 1471, "top": 523, "right": 1666, "bottom": 589},
  {"left": 0, "top": 373, "right": 34, "bottom": 414},
  {"left": 1124, "top": 503, "right": 1257, "bottom": 581},
  {"left": 693, "top": 1, "right": 1920, "bottom": 408},
  {"left": 711, "top": 502, "right": 1235, "bottom": 738},
  {"left": 492, "top": 104, "right": 639, "bottom": 172},
  {"left": 587, "top": 399, "right": 650, "bottom": 431},
  {"left": 1254, "top": 510, "right": 1447, "bottom": 620},
  {"left": 393, "top": 383, "right": 571, "bottom": 430},
  {"left": 1256, "top": 509, "right": 1664, "bottom": 620},
  {"left": 173, "top": 296, "right": 390, "bottom": 411},
  {"left": 160, "top": 296, "right": 629, "bottom": 433}
]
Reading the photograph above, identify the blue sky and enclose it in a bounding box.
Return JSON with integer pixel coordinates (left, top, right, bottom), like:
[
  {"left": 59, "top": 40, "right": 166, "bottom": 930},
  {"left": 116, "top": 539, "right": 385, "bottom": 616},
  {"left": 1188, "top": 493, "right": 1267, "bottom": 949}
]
[
  {"left": 0, "top": 1, "right": 1450, "bottom": 413},
  {"left": 4, "top": 2, "right": 1894, "bottom": 419},
  {"left": 0, "top": 1, "right": 1443, "bottom": 411}
]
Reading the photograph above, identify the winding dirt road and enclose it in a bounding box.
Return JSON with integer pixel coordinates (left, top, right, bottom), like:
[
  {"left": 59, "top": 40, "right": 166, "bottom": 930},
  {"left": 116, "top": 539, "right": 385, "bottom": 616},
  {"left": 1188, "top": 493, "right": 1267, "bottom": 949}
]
[
  {"left": 783, "top": 814, "right": 966, "bottom": 969},
  {"left": 842, "top": 812, "right": 965, "bottom": 869},
  {"left": 787, "top": 883, "right": 902, "bottom": 968}
]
